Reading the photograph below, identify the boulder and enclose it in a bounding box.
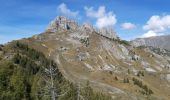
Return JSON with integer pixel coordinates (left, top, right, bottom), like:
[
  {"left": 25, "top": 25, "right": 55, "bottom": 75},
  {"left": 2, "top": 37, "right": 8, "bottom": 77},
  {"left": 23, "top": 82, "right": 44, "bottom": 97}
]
[{"left": 132, "top": 55, "right": 140, "bottom": 61}]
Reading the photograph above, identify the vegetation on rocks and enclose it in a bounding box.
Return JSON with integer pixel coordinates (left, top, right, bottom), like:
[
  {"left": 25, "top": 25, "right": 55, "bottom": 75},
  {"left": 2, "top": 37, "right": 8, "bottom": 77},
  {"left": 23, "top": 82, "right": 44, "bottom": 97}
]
[
  {"left": 137, "top": 71, "right": 145, "bottom": 77},
  {"left": 80, "top": 37, "right": 90, "bottom": 47}
]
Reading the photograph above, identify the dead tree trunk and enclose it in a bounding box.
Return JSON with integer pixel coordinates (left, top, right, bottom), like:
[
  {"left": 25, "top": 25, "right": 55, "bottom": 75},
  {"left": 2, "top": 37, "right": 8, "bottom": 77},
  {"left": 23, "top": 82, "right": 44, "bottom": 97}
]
[{"left": 38, "top": 61, "right": 68, "bottom": 100}]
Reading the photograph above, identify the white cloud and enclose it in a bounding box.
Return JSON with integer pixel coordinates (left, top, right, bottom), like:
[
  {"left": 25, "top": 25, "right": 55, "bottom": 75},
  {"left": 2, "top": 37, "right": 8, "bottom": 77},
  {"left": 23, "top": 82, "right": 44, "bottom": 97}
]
[
  {"left": 96, "top": 12, "right": 116, "bottom": 28},
  {"left": 84, "top": 6, "right": 105, "bottom": 18},
  {"left": 141, "top": 15, "right": 170, "bottom": 38},
  {"left": 121, "top": 22, "right": 136, "bottom": 30},
  {"left": 57, "top": 3, "right": 79, "bottom": 17},
  {"left": 143, "top": 15, "right": 170, "bottom": 32},
  {"left": 84, "top": 6, "right": 117, "bottom": 29},
  {"left": 141, "top": 30, "right": 164, "bottom": 38}
]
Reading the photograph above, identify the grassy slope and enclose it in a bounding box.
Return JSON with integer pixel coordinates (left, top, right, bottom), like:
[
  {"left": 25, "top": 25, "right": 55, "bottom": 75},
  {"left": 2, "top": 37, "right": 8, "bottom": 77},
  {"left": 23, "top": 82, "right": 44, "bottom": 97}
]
[
  {"left": 0, "top": 41, "right": 111, "bottom": 100},
  {"left": 17, "top": 31, "right": 170, "bottom": 100}
]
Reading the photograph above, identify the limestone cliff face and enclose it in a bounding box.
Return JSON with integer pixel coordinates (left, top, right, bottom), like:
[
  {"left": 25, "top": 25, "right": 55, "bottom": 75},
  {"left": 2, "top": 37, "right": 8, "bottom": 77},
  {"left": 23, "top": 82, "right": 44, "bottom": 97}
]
[
  {"left": 96, "top": 27, "right": 118, "bottom": 39},
  {"left": 47, "top": 16, "right": 79, "bottom": 31},
  {"left": 131, "top": 35, "right": 170, "bottom": 50},
  {"left": 47, "top": 16, "right": 118, "bottom": 39}
]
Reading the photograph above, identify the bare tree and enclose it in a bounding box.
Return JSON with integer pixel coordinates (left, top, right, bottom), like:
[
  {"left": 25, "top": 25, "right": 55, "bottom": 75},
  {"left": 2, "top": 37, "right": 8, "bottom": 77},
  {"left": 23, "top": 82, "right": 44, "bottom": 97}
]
[
  {"left": 77, "top": 82, "right": 85, "bottom": 100},
  {"left": 38, "top": 62, "right": 69, "bottom": 100}
]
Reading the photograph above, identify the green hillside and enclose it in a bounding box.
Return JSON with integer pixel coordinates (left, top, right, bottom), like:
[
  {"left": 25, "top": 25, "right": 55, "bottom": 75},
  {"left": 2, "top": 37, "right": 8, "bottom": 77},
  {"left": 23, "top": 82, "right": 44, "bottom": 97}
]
[{"left": 0, "top": 41, "right": 111, "bottom": 100}]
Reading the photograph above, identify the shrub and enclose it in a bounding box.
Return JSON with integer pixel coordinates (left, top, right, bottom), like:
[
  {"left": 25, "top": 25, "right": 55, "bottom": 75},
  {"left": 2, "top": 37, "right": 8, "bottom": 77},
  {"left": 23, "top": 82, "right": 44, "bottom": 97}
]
[
  {"left": 132, "top": 77, "right": 153, "bottom": 95},
  {"left": 115, "top": 76, "right": 118, "bottom": 80},
  {"left": 123, "top": 78, "right": 129, "bottom": 83}
]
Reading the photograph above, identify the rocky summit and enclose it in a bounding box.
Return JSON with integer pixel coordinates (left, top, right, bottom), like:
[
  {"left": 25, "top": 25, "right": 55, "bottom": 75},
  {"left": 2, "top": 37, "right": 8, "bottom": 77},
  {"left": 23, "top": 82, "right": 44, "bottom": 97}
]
[
  {"left": 1, "top": 16, "right": 170, "bottom": 100},
  {"left": 47, "top": 16, "right": 79, "bottom": 32},
  {"left": 47, "top": 16, "right": 118, "bottom": 39}
]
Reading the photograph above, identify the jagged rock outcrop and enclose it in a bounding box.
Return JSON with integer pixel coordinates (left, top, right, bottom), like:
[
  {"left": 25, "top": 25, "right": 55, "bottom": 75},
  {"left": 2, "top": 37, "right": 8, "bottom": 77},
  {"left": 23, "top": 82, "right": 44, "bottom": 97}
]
[
  {"left": 81, "top": 22, "right": 94, "bottom": 33},
  {"left": 97, "top": 27, "right": 118, "bottom": 39},
  {"left": 47, "top": 16, "right": 118, "bottom": 39},
  {"left": 131, "top": 35, "right": 170, "bottom": 50},
  {"left": 47, "top": 16, "right": 79, "bottom": 32}
]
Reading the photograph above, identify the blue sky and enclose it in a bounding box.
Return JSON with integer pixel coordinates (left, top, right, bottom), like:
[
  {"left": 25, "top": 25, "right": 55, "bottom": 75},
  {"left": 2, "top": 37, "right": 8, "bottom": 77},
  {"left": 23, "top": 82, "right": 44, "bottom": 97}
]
[{"left": 0, "top": 0, "right": 170, "bottom": 44}]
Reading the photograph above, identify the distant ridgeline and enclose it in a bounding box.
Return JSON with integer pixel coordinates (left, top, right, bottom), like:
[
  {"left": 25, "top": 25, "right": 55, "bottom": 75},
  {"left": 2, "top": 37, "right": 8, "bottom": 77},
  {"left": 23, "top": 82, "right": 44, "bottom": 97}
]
[
  {"left": 47, "top": 16, "right": 118, "bottom": 39},
  {"left": 0, "top": 41, "right": 111, "bottom": 100}
]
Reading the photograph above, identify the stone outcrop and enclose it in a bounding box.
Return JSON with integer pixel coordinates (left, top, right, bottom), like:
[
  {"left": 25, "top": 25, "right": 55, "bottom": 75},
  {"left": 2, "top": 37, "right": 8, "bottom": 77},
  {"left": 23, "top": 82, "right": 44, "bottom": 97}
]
[
  {"left": 47, "top": 16, "right": 78, "bottom": 32},
  {"left": 81, "top": 22, "right": 94, "bottom": 33},
  {"left": 47, "top": 16, "right": 118, "bottom": 39},
  {"left": 97, "top": 27, "right": 118, "bottom": 39}
]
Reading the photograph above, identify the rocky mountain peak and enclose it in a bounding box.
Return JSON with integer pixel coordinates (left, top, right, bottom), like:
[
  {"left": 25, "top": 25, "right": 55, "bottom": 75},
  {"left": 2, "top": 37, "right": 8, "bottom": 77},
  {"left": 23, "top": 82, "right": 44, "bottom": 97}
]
[
  {"left": 47, "top": 16, "right": 118, "bottom": 39},
  {"left": 47, "top": 16, "right": 79, "bottom": 32},
  {"left": 11, "top": 15, "right": 170, "bottom": 100}
]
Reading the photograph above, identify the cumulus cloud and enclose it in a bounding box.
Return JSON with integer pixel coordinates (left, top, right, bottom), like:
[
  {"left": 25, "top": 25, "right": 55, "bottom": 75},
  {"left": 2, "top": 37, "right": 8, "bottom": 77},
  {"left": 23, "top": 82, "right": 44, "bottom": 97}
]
[
  {"left": 141, "top": 30, "right": 164, "bottom": 38},
  {"left": 141, "top": 15, "right": 170, "bottom": 38},
  {"left": 96, "top": 13, "right": 117, "bottom": 28},
  {"left": 57, "top": 3, "right": 79, "bottom": 17},
  {"left": 141, "top": 30, "right": 158, "bottom": 38},
  {"left": 143, "top": 15, "right": 170, "bottom": 32},
  {"left": 85, "top": 6, "right": 105, "bottom": 18},
  {"left": 84, "top": 6, "right": 117, "bottom": 29},
  {"left": 121, "top": 22, "right": 136, "bottom": 30}
]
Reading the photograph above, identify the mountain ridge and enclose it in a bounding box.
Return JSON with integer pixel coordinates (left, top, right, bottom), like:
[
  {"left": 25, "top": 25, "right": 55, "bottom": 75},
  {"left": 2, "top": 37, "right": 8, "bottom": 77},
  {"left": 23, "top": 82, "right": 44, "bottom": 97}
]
[
  {"left": 131, "top": 35, "right": 170, "bottom": 50},
  {"left": 18, "top": 16, "right": 170, "bottom": 100},
  {"left": 1, "top": 16, "right": 170, "bottom": 100}
]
